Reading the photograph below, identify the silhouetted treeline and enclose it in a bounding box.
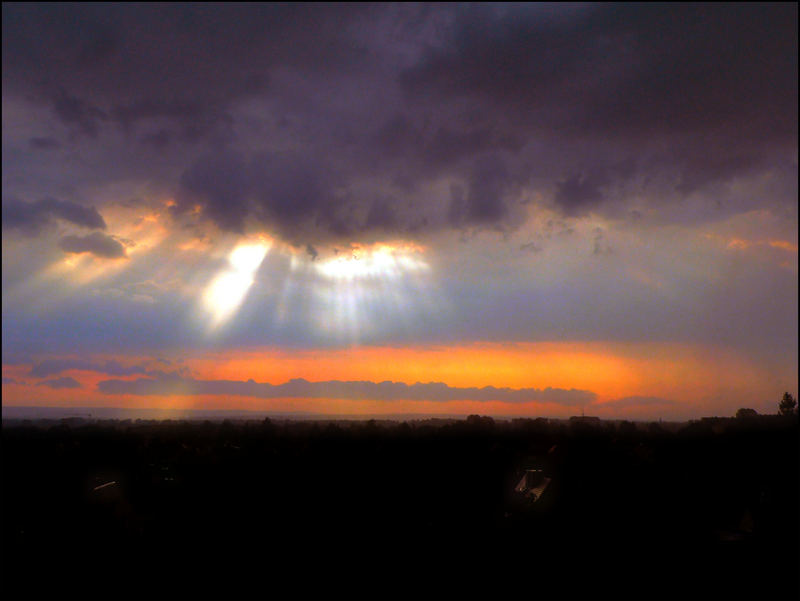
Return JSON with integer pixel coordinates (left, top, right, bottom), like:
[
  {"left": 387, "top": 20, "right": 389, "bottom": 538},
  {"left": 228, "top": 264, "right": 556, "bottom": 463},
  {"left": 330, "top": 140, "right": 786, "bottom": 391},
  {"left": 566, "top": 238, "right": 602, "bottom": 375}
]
[{"left": 2, "top": 415, "right": 798, "bottom": 600}]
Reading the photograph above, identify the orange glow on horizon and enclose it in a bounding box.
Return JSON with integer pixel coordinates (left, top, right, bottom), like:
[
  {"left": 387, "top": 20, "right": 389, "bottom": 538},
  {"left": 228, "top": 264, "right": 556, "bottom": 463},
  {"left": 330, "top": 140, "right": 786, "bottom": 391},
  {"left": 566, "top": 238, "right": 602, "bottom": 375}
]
[{"left": 3, "top": 342, "right": 796, "bottom": 419}]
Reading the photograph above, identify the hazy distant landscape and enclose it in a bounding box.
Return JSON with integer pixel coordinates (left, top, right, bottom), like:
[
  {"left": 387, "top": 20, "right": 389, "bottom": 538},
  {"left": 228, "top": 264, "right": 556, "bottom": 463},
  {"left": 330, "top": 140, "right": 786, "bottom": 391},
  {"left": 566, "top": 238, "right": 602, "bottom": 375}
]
[{"left": 3, "top": 412, "right": 797, "bottom": 600}]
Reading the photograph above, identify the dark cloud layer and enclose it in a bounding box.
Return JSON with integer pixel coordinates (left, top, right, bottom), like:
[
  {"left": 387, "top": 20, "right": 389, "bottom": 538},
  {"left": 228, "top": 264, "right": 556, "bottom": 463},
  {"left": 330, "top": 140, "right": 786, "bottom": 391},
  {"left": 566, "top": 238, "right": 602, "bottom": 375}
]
[
  {"left": 3, "top": 3, "right": 795, "bottom": 246},
  {"left": 175, "top": 151, "right": 341, "bottom": 239},
  {"left": 59, "top": 232, "right": 126, "bottom": 259},
  {"left": 29, "top": 137, "right": 61, "bottom": 150},
  {"left": 29, "top": 358, "right": 152, "bottom": 378},
  {"left": 2, "top": 3, "right": 367, "bottom": 126},
  {"left": 36, "top": 376, "right": 82, "bottom": 390},
  {"left": 98, "top": 374, "right": 596, "bottom": 406},
  {"left": 412, "top": 4, "right": 796, "bottom": 131},
  {"left": 3, "top": 197, "right": 106, "bottom": 233}
]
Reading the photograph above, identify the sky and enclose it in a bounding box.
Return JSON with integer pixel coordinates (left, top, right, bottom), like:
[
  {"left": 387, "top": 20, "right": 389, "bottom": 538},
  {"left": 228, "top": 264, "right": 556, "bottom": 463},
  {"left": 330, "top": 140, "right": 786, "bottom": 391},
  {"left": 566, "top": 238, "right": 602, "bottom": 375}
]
[{"left": 2, "top": 3, "right": 797, "bottom": 420}]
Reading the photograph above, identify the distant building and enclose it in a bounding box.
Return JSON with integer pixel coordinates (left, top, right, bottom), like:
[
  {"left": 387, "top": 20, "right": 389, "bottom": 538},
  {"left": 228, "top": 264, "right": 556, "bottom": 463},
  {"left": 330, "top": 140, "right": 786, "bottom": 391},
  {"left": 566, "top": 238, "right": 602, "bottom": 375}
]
[{"left": 569, "top": 416, "right": 601, "bottom": 426}]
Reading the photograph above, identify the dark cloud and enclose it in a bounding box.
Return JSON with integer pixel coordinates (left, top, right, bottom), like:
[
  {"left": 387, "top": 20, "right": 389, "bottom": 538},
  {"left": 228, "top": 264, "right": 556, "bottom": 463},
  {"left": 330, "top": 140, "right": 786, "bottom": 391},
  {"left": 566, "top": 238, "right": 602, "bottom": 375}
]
[
  {"left": 448, "top": 154, "right": 511, "bottom": 226},
  {"left": 176, "top": 151, "right": 372, "bottom": 242},
  {"left": 364, "top": 198, "right": 400, "bottom": 231},
  {"left": 98, "top": 374, "right": 596, "bottom": 405},
  {"left": 52, "top": 90, "right": 107, "bottom": 138},
  {"left": 248, "top": 153, "right": 338, "bottom": 239},
  {"left": 29, "top": 358, "right": 152, "bottom": 378},
  {"left": 2, "top": 197, "right": 106, "bottom": 233},
  {"left": 40, "top": 198, "right": 107, "bottom": 229},
  {"left": 375, "top": 116, "right": 523, "bottom": 175},
  {"left": 674, "top": 153, "right": 759, "bottom": 196},
  {"left": 403, "top": 4, "right": 797, "bottom": 139},
  {"left": 401, "top": 3, "right": 797, "bottom": 219},
  {"left": 176, "top": 152, "right": 251, "bottom": 232},
  {"left": 4, "top": 4, "right": 795, "bottom": 242},
  {"left": 110, "top": 99, "right": 203, "bottom": 131},
  {"left": 555, "top": 174, "right": 607, "bottom": 216},
  {"left": 3, "top": 3, "right": 372, "bottom": 141},
  {"left": 59, "top": 232, "right": 126, "bottom": 259},
  {"left": 580, "top": 5, "right": 797, "bottom": 138},
  {"left": 29, "top": 137, "right": 61, "bottom": 150},
  {"left": 3, "top": 198, "right": 46, "bottom": 234},
  {"left": 36, "top": 376, "right": 82, "bottom": 389},
  {"left": 140, "top": 129, "right": 171, "bottom": 149}
]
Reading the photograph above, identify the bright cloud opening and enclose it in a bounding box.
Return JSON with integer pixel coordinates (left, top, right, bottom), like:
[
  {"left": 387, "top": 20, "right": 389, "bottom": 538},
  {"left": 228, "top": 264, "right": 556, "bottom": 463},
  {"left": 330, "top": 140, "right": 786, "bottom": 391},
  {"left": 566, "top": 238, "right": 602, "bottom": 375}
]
[
  {"left": 305, "top": 242, "right": 437, "bottom": 343},
  {"left": 315, "top": 243, "right": 429, "bottom": 281},
  {"left": 202, "top": 240, "right": 271, "bottom": 329}
]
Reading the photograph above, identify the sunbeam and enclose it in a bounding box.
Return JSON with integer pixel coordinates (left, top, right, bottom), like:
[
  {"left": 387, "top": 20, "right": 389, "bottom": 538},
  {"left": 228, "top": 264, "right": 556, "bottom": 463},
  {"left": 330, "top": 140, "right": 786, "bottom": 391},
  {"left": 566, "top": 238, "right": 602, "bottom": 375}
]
[
  {"left": 202, "top": 240, "right": 271, "bottom": 329},
  {"left": 309, "top": 243, "right": 435, "bottom": 343}
]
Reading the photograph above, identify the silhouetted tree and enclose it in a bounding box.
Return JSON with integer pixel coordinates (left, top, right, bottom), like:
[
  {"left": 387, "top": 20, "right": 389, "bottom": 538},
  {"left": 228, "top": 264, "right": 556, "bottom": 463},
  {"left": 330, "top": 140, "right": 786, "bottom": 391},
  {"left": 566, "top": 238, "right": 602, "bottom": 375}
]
[
  {"left": 735, "top": 408, "right": 758, "bottom": 419},
  {"left": 466, "top": 414, "right": 495, "bottom": 430},
  {"left": 778, "top": 392, "right": 797, "bottom": 417}
]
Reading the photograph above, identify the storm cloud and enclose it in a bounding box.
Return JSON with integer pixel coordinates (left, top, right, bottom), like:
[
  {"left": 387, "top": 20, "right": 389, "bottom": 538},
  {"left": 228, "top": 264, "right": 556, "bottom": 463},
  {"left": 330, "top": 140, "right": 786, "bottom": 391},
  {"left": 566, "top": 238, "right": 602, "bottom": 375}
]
[{"left": 3, "top": 3, "right": 795, "bottom": 245}]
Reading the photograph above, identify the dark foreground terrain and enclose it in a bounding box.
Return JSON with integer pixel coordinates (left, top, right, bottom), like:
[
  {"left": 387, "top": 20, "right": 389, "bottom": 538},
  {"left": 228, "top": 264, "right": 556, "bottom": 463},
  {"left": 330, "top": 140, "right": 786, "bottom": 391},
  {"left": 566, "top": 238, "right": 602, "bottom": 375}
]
[{"left": 2, "top": 415, "right": 798, "bottom": 600}]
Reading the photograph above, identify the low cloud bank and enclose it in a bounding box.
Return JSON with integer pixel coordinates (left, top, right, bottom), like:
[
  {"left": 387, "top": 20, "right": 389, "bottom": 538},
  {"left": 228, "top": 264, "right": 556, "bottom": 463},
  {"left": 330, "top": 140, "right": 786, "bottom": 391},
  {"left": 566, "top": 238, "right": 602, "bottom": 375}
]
[
  {"left": 98, "top": 374, "right": 596, "bottom": 405},
  {"left": 29, "top": 358, "right": 157, "bottom": 378}
]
